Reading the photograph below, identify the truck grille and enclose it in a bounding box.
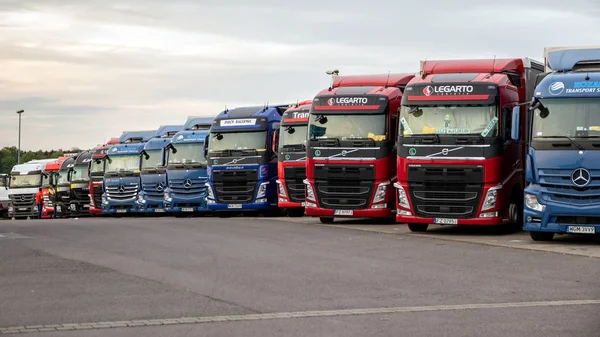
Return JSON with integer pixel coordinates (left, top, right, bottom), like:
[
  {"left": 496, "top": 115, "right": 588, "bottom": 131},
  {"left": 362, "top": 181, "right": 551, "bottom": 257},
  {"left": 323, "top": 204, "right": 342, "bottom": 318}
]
[
  {"left": 284, "top": 166, "right": 306, "bottom": 203},
  {"left": 92, "top": 185, "right": 102, "bottom": 207},
  {"left": 9, "top": 193, "right": 36, "bottom": 216},
  {"left": 142, "top": 182, "right": 167, "bottom": 199},
  {"left": 106, "top": 184, "right": 138, "bottom": 200},
  {"left": 556, "top": 216, "right": 600, "bottom": 224},
  {"left": 72, "top": 188, "right": 89, "bottom": 201},
  {"left": 539, "top": 168, "right": 600, "bottom": 206},
  {"left": 169, "top": 178, "right": 208, "bottom": 199},
  {"left": 212, "top": 170, "right": 257, "bottom": 204},
  {"left": 408, "top": 166, "right": 483, "bottom": 218},
  {"left": 314, "top": 165, "right": 375, "bottom": 210}
]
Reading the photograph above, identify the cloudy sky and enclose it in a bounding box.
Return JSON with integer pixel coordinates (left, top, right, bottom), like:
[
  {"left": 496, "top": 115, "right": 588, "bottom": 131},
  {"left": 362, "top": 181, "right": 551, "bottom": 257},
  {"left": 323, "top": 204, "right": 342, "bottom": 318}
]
[{"left": 1, "top": 0, "right": 600, "bottom": 150}]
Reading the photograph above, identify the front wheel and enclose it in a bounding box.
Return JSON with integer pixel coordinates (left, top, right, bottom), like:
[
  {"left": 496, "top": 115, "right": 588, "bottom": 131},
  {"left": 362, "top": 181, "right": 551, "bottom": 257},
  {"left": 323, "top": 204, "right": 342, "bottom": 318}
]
[
  {"left": 319, "top": 217, "right": 334, "bottom": 224},
  {"left": 529, "top": 231, "right": 554, "bottom": 241},
  {"left": 408, "top": 223, "right": 429, "bottom": 232},
  {"left": 287, "top": 208, "right": 305, "bottom": 217}
]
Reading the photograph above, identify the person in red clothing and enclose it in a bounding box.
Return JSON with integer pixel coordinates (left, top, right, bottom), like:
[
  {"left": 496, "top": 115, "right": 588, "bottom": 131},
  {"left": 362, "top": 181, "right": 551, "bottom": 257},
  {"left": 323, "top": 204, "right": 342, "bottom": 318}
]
[{"left": 35, "top": 188, "right": 43, "bottom": 219}]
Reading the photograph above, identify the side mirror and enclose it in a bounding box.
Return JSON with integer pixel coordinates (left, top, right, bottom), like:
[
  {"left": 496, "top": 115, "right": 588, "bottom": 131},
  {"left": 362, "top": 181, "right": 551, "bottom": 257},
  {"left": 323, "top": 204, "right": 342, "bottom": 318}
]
[
  {"left": 271, "top": 129, "right": 280, "bottom": 154},
  {"left": 140, "top": 150, "right": 150, "bottom": 160},
  {"left": 408, "top": 106, "right": 423, "bottom": 118},
  {"left": 204, "top": 135, "right": 209, "bottom": 157},
  {"left": 511, "top": 106, "right": 520, "bottom": 141}
]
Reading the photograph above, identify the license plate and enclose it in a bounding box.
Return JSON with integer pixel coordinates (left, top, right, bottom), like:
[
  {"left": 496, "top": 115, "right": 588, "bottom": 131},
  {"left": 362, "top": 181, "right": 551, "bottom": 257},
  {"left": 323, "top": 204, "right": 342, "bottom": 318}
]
[
  {"left": 116, "top": 209, "right": 127, "bottom": 213},
  {"left": 154, "top": 209, "right": 165, "bottom": 213},
  {"left": 334, "top": 210, "right": 353, "bottom": 216},
  {"left": 227, "top": 204, "right": 242, "bottom": 209},
  {"left": 182, "top": 207, "right": 194, "bottom": 212},
  {"left": 69, "top": 204, "right": 77, "bottom": 211},
  {"left": 567, "top": 226, "right": 596, "bottom": 234},
  {"left": 18, "top": 208, "right": 27, "bottom": 211},
  {"left": 434, "top": 218, "right": 458, "bottom": 225}
]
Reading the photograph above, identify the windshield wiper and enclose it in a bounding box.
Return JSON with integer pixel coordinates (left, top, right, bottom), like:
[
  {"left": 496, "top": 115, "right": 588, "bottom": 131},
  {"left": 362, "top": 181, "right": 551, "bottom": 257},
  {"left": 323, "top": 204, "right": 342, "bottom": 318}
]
[
  {"left": 239, "top": 149, "right": 258, "bottom": 156},
  {"left": 344, "top": 137, "right": 376, "bottom": 147},
  {"left": 536, "top": 136, "right": 584, "bottom": 150},
  {"left": 455, "top": 133, "right": 484, "bottom": 145},
  {"left": 282, "top": 144, "right": 306, "bottom": 152},
  {"left": 409, "top": 134, "right": 440, "bottom": 144},
  {"left": 317, "top": 137, "right": 340, "bottom": 146}
]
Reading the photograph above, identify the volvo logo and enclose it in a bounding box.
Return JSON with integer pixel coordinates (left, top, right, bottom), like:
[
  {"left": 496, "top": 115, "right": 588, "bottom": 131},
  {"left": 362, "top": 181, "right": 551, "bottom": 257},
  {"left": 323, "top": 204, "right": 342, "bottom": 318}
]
[
  {"left": 156, "top": 182, "right": 165, "bottom": 192},
  {"left": 183, "top": 179, "right": 193, "bottom": 189},
  {"left": 441, "top": 148, "right": 449, "bottom": 156},
  {"left": 341, "top": 150, "right": 347, "bottom": 157},
  {"left": 571, "top": 168, "right": 591, "bottom": 187},
  {"left": 118, "top": 185, "right": 126, "bottom": 193}
]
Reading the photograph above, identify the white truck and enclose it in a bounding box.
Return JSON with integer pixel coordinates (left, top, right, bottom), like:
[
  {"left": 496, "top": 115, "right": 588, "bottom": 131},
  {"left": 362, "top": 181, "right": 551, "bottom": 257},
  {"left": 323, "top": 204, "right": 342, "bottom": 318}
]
[{"left": 7, "top": 160, "right": 55, "bottom": 219}]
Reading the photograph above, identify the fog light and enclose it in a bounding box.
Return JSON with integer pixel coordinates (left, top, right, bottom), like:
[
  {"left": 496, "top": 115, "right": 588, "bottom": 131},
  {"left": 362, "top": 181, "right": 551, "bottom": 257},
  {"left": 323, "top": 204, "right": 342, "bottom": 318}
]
[
  {"left": 526, "top": 216, "right": 532, "bottom": 222},
  {"left": 398, "top": 210, "right": 412, "bottom": 216},
  {"left": 305, "top": 202, "right": 316, "bottom": 208},
  {"left": 256, "top": 198, "right": 267, "bottom": 203},
  {"left": 371, "top": 204, "right": 387, "bottom": 209},
  {"left": 480, "top": 211, "right": 498, "bottom": 218},
  {"left": 278, "top": 197, "right": 288, "bottom": 202}
]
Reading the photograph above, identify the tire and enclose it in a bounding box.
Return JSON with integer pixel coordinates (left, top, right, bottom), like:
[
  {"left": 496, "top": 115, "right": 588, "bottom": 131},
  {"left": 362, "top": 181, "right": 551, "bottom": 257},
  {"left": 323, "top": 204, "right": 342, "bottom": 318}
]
[
  {"left": 408, "top": 223, "right": 429, "bottom": 232},
  {"left": 319, "top": 217, "right": 334, "bottom": 224},
  {"left": 529, "top": 231, "right": 554, "bottom": 241},
  {"left": 217, "top": 212, "right": 231, "bottom": 218},
  {"left": 287, "top": 208, "right": 305, "bottom": 217}
]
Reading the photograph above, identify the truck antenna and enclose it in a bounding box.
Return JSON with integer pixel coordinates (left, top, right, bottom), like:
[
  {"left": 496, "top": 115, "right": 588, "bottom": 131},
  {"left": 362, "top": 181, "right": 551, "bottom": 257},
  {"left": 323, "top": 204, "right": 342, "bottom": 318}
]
[
  {"left": 224, "top": 105, "right": 228, "bottom": 114},
  {"left": 421, "top": 58, "right": 427, "bottom": 79},
  {"left": 490, "top": 55, "right": 497, "bottom": 75},
  {"left": 296, "top": 98, "right": 299, "bottom": 107},
  {"left": 384, "top": 71, "right": 391, "bottom": 88}
]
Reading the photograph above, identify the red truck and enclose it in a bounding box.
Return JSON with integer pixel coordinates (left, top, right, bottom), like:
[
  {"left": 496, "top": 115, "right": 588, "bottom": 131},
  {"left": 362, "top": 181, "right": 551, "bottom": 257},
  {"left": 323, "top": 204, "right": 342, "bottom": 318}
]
[
  {"left": 276, "top": 101, "right": 312, "bottom": 217},
  {"left": 88, "top": 138, "right": 119, "bottom": 215},
  {"left": 41, "top": 157, "right": 68, "bottom": 218},
  {"left": 395, "top": 58, "right": 543, "bottom": 231},
  {"left": 305, "top": 73, "right": 414, "bottom": 223}
]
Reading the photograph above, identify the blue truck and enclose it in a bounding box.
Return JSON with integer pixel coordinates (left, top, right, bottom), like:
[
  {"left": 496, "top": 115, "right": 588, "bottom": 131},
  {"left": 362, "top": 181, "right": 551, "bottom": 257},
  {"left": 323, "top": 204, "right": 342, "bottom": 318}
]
[
  {"left": 137, "top": 125, "right": 184, "bottom": 214},
  {"left": 163, "top": 117, "right": 214, "bottom": 215},
  {"left": 102, "top": 130, "right": 155, "bottom": 215},
  {"left": 514, "top": 47, "right": 600, "bottom": 241},
  {"left": 205, "top": 105, "right": 287, "bottom": 215}
]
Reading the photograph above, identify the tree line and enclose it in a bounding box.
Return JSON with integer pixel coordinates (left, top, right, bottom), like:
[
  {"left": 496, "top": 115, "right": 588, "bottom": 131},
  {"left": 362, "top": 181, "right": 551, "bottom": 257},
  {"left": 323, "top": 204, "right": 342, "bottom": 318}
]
[{"left": 0, "top": 147, "right": 68, "bottom": 174}]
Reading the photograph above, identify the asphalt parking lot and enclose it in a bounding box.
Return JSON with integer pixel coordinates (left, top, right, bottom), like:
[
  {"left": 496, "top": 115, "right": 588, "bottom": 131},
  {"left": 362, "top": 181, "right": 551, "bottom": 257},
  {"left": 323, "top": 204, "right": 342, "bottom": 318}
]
[{"left": 0, "top": 216, "right": 598, "bottom": 336}]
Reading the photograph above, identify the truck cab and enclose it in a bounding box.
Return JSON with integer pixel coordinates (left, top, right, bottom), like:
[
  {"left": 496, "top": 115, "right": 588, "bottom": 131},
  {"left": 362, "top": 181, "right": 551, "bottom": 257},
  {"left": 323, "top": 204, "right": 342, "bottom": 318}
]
[
  {"left": 305, "top": 74, "right": 414, "bottom": 223},
  {"left": 55, "top": 156, "right": 76, "bottom": 217},
  {"left": 66, "top": 151, "right": 93, "bottom": 216},
  {"left": 40, "top": 158, "right": 68, "bottom": 219},
  {"left": 102, "top": 131, "right": 155, "bottom": 214},
  {"left": 137, "top": 125, "right": 183, "bottom": 213},
  {"left": 276, "top": 101, "right": 312, "bottom": 217},
  {"left": 163, "top": 117, "right": 213, "bottom": 214},
  {"left": 89, "top": 138, "right": 119, "bottom": 215},
  {"left": 396, "top": 59, "right": 543, "bottom": 231},
  {"left": 520, "top": 47, "right": 600, "bottom": 241},
  {"left": 7, "top": 160, "right": 52, "bottom": 219},
  {"left": 206, "top": 106, "right": 286, "bottom": 214},
  {"left": 0, "top": 174, "right": 9, "bottom": 218}
]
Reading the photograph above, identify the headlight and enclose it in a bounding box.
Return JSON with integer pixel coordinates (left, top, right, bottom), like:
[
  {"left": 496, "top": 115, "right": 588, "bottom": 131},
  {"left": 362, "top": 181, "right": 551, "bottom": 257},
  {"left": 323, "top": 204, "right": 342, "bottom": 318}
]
[
  {"left": 205, "top": 183, "right": 214, "bottom": 200},
  {"left": 481, "top": 187, "right": 500, "bottom": 211},
  {"left": 276, "top": 180, "right": 286, "bottom": 197},
  {"left": 372, "top": 182, "right": 389, "bottom": 204},
  {"left": 256, "top": 182, "right": 269, "bottom": 198},
  {"left": 164, "top": 192, "right": 172, "bottom": 202},
  {"left": 303, "top": 179, "right": 315, "bottom": 201},
  {"left": 393, "top": 182, "right": 409, "bottom": 209},
  {"left": 138, "top": 194, "right": 146, "bottom": 203},
  {"left": 525, "top": 193, "right": 545, "bottom": 212},
  {"left": 102, "top": 195, "right": 108, "bottom": 205}
]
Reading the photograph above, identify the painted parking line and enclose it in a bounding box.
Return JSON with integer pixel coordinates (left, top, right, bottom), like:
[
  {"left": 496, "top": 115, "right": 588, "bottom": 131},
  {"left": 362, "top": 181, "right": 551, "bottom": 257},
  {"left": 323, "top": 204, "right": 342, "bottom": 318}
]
[{"left": 1, "top": 299, "right": 599, "bottom": 334}]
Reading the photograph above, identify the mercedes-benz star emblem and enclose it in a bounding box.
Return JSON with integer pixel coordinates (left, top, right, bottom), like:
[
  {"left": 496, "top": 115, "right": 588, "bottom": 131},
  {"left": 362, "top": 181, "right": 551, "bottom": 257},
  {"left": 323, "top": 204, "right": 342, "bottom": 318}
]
[
  {"left": 20, "top": 195, "right": 26, "bottom": 202},
  {"left": 183, "top": 179, "right": 193, "bottom": 189},
  {"left": 118, "top": 185, "right": 126, "bottom": 193},
  {"left": 571, "top": 168, "right": 591, "bottom": 187},
  {"left": 156, "top": 182, "right": 165, "bottom": 192}
]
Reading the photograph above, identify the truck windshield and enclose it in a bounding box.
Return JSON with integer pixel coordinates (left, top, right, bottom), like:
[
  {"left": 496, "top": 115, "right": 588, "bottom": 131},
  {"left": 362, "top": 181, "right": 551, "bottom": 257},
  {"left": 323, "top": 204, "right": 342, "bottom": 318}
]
[
  {"left": 9, "top": 174, "right": 42, "bottom": 188},
  {"left": 209, "top": 131, "right": 267, "bottom": 152},
  {"left": 90, "top": 159, "right": 105, "bottom": 175},
  {"left": 281, "top": 125, "right": 308, "bottom": 148},
  {"left": 401, "top": 105, "right": 499, "bottom": 137},
  {"left": 71, "top": 165, "right": 90, "bottom": 182},
  {"left": 57, "top": 170, "right": 69, "bottom": 185},
  {"left": 308, "top": 114, "right": 387, "bottom": 141},
  {"left": 106, "top": 155, "right": 140, "bottom": 172},
  {"left": 168, "top": 143, "right": 207, "bottom": 165},
  {"left": 141, "top": 149, "right": 163, "bottom": 169},
  {"left": 533, "top": 98, "right": 600, "bottom": 138}
]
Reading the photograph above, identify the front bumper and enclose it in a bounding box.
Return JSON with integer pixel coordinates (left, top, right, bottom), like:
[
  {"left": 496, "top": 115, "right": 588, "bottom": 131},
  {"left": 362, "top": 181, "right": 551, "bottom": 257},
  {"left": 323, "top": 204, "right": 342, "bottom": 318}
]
[
  {"left": 208, "top": 201, "right": 274, "bottom": 211},
  {"left": 102, "top": 202, "right": 137, "bottom": 214},
  {"left": 396, "top": 213, "right": 506, "bottom": 226},
  {"left": 524, "top": 192, "right": 600, "bottom": 234},
  {"left": 278, "top": 200, "right": 305, "bottom": 209},
  {"left": 305, "top": 206, "right": 393, "bottom": 218}
]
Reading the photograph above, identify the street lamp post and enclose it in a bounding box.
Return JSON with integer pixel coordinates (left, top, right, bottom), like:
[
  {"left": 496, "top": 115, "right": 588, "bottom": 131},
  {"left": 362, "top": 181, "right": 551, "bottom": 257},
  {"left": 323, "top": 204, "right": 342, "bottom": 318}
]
[{"left": 16, "top": 110, "right": 24, "bottom": 164}]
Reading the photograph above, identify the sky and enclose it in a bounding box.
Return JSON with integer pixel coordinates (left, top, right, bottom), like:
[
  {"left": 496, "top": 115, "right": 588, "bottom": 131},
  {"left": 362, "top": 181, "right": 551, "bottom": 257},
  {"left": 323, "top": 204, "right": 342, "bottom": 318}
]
[{"left": 1, "top": 0, "right": 600, "bottom": 150}]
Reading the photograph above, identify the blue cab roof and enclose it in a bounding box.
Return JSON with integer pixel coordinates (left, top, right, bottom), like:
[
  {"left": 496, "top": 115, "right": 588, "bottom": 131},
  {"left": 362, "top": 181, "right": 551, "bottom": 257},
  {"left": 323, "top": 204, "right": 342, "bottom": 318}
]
[
  {"left": 171, "top": 129, "right": 210, "bottom": 144},
  {"left": 155, "top": 125, "right": 183, "bottom": 138},
  {"left": 119, "top": 130, "right": 156, "bottom": 143},
  {"left": 144, "top": 138, "right": 173, "bottom": 151},
  {"left": 107, "top": 143, "right": 146, "bottom": 155},
  {"left": 184, "top": 117, "right": 214, "bottom": 131},
  {"left": 211, "top": 105, "right": 287, "bottom": 132},
  {"left": 548, "top": 48, "right": 600, "bottom": 72},
  {"left": 536, "top": 72, "right": 600, "bottom": 99}
]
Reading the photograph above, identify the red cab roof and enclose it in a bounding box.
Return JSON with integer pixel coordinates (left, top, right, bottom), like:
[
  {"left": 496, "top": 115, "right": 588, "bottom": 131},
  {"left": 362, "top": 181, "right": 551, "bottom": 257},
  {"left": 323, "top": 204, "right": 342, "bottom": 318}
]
[{"left": 333, "top": 73, "right": 415, "bottom": 88}]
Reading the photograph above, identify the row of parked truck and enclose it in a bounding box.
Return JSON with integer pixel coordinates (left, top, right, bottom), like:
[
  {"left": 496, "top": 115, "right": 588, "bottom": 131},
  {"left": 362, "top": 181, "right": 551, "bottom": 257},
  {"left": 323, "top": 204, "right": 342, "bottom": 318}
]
[{"left": 3, "top": 46, "right": 600, "bottom": 241}]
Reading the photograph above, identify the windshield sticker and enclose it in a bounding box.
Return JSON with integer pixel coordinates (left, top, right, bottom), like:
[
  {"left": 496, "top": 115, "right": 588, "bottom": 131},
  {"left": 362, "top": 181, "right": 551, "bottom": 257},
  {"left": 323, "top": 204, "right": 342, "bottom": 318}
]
[
  {"left": 368, "top": 133, "right": 386, "bottom": 141},
  {"left": 435, "top": 128, "right": 471, "bottom": 134},
  {"left": 536, "top": 132, "right": 543, "bottom": 136},
  {"left": 480, "top": 117, "right": 499, "bottom": 137},
  {"left": 401, "top": 117, "right": 413, "bottom": 135},
  {"left": 591, "top": 126, "right": 600, "bottom": 131},
  {"left": 409, "top": 148, "right": 417, "bottom": 156}
]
